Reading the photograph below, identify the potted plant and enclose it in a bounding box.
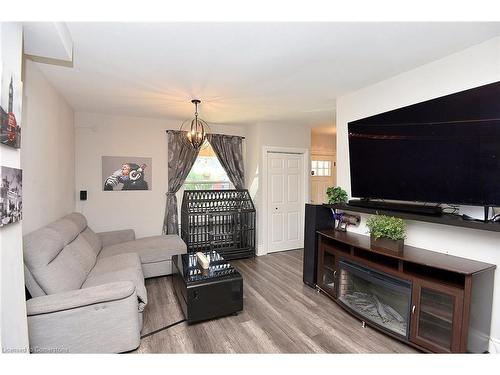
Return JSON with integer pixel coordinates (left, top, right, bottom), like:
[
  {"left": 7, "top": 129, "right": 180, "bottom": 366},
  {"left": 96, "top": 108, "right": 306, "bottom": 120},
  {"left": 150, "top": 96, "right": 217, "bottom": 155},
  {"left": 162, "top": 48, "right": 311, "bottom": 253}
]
[
  {"left": 366, "top": 214, "right": 406, "bottom": 253},
  {"left": 326, "top": 186, "right": 348, "bottom": 204}
]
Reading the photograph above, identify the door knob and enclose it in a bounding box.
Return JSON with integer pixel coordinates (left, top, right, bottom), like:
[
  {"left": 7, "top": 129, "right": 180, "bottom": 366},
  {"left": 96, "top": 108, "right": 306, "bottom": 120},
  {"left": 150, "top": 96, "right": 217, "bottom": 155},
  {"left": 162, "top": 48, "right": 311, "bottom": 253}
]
[{"left": 412, "top": 305, "right": 416, "bottom": 314}]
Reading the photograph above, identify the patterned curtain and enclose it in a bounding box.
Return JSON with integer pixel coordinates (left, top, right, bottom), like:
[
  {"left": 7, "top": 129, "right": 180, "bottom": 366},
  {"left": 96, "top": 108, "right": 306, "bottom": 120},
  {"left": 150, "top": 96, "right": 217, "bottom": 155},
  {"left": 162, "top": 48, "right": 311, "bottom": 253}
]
[
  {"left": 207, "top": 133, "right": 245, "bottom": 189},
  {"left": 162, "top": 130, "right": 200, "bottom": 234}
]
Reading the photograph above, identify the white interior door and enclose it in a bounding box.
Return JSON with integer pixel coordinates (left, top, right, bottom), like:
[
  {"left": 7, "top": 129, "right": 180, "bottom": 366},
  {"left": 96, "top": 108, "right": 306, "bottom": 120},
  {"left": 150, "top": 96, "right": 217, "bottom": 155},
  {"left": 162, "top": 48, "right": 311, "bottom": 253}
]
[
  {"left": 267, "top": 152, "right": 304, "bottom": 253},
  {"left": 310, "top": 154, "right": 335, "bottom": 204}
]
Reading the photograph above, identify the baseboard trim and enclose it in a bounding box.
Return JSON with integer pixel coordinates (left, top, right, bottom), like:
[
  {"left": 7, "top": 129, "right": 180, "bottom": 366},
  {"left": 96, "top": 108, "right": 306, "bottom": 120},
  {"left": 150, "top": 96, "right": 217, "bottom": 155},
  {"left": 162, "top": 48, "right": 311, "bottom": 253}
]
[
  {"left": 489, "top": 336, "right": 500, "bottom": 353},
  {"left": 256, "top": 244, "right": 266, "bottom": 256}
]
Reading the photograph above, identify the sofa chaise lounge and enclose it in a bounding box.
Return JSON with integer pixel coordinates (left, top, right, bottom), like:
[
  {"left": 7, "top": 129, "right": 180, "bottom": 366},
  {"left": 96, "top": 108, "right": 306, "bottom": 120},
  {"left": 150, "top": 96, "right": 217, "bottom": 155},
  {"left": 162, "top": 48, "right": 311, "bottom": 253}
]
[{"left": 23, "top": 212, "right": 186, "bottom": 353}]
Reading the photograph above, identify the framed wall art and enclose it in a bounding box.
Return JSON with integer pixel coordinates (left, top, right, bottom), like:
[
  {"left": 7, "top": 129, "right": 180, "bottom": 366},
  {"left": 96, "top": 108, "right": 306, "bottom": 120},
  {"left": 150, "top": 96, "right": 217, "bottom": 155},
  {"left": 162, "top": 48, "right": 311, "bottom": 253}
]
[
  {"left": 102, "top": 156, "right": 152, "bottom": 191},
  {"left": 0, "top": 64, "right": 22, "bottom": 149},
  {"left": 0, "top": 166, "right": 22, "bottom": 227}
]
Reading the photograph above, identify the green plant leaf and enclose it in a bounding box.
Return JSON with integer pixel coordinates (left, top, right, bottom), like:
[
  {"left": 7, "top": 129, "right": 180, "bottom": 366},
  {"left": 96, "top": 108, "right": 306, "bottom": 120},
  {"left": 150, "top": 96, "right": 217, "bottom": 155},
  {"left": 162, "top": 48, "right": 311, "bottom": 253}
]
[
  {"left": 326, "top": 186, "right": 348, "bottom": 204},
  {"left": 366, "top": 214, "right": 406, "bottom": 241}
]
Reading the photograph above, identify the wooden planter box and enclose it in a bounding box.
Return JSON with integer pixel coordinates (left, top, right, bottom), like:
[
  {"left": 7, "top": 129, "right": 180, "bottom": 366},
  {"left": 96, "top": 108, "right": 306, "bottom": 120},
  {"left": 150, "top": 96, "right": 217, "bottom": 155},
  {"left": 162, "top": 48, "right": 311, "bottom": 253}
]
[{"left": 370, "top": 235, "right": 404, "bottom": 253}]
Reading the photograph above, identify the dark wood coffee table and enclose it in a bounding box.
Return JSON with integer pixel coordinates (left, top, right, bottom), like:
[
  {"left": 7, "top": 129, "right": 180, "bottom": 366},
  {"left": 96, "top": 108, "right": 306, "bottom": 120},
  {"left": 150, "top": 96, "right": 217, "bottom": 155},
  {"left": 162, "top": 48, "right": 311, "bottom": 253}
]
[{"left": 172, "top": 251, "right": 243, "bottom": 324}]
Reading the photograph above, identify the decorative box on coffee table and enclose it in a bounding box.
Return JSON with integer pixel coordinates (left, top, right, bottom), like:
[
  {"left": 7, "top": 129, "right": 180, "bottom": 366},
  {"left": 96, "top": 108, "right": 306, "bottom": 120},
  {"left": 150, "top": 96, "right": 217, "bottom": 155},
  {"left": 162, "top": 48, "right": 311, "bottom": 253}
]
[{"left": 172, "top": 251, "right": 243, "bottom": 324}]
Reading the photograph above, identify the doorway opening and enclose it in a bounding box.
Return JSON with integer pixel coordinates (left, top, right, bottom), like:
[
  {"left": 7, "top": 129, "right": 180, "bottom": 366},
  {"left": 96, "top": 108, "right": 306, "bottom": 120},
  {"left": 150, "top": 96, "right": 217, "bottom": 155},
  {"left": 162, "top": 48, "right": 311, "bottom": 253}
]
[{"left": 310, "top": 126, "right": 336, "bottom": 203}]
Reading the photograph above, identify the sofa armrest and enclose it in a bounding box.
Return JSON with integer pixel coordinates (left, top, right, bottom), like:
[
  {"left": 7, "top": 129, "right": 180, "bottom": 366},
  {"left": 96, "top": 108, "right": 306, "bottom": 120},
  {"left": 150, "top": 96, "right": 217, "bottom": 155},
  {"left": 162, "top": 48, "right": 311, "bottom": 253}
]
[
  {"left": 97, "top": 229, "right": 136, "bottom": 247},
  {"left": 26, "top": 281, "right": 135, "bottom": 316},
  {"left": 26, "top": 281, "right": 141, "bottom": 353}
]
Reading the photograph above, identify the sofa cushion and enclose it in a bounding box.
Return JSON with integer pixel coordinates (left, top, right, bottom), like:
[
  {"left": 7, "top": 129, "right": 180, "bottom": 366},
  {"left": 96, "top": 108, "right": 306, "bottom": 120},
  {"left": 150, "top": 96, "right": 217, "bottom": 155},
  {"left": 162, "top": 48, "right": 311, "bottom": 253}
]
[
  {"left": 24, "top": 213, "right": 88, "bottom": 269},
  {"left": 23, "top": 213, "right": 96, "bottom": 295},
  {"left": 98, "top": 235, "right": 186, "bottom": 264},
  {"left": 82, "top": 253, "right": 147, "bottom": 311},
  {"left": 80, "top": 227, "right": 102, "bottom": 256},
  {"left": 24, "top": 266, "right": 46, "bottom": 298},
  {"left": 33, "top": 234, "right": 99, "bottom": 294}
]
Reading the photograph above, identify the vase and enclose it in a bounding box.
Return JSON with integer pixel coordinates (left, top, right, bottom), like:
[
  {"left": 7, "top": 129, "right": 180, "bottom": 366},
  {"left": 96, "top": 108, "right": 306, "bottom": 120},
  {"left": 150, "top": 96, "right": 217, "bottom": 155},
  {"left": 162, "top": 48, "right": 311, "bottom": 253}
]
[{"left": 370, "top": 235, "right": 404, "bottom": 254}]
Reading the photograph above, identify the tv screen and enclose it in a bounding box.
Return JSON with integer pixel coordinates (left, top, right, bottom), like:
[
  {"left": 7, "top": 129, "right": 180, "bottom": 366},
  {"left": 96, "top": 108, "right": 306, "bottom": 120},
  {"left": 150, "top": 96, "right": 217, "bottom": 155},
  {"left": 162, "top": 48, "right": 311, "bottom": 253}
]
[{"left": 348, "top": 82, "right": 500, "bottom": 206}]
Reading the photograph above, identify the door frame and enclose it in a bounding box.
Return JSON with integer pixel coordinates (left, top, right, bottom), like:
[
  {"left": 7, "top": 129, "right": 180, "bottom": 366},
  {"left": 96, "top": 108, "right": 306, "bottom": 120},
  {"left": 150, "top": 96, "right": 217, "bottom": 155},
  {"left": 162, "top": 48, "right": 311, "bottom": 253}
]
[
  {"left": 260, "top": 146, "right": 310, "bottom": 256},
  {"left": 310, "top": 152, "right": 336, "bottom": 204}
]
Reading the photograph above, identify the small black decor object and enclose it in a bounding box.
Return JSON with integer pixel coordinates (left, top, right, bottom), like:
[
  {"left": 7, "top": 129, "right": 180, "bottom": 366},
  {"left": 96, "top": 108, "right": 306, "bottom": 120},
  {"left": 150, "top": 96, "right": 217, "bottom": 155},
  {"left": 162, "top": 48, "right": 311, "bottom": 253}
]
[
  {"left": 181, "top": 189, "right": 256, "bottom": 260},
  {"left": 80, "top": 190, "right": 87, "bottom": 201}
]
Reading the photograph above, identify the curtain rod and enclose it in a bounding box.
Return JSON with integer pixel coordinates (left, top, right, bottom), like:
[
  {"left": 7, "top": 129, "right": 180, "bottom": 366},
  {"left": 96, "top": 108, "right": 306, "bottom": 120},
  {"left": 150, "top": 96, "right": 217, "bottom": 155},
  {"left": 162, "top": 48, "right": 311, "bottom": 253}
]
[{"left": 166, "top": 129, "right": 245, "bottom": 139}]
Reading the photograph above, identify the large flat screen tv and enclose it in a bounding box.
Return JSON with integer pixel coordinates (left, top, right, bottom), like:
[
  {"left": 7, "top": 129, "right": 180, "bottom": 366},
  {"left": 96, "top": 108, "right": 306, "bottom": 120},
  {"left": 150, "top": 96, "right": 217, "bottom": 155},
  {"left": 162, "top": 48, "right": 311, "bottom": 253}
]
[{"left": 348, "top": 81, "right": 500, "bottom": 206}]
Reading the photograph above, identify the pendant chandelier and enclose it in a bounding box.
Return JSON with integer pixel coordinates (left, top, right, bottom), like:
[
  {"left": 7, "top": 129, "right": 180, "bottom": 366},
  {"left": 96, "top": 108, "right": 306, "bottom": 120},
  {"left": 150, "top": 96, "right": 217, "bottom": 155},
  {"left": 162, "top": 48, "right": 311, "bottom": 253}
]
[{"left": 180, "top": 99, "right": 209, "bottom": 150}]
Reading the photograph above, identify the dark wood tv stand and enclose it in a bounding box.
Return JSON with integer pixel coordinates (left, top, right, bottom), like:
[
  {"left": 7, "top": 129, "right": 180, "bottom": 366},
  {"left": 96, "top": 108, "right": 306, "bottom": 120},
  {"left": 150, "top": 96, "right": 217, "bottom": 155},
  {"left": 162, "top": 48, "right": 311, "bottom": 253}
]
[{"left": 316, "top": 229, "right": 496, "bottom": 353}]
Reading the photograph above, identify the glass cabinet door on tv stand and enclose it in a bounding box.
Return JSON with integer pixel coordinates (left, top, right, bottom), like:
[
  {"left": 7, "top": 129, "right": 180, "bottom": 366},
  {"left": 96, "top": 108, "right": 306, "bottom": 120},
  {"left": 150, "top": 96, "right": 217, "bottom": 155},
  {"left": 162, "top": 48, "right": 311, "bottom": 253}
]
[
  {"left": 317, "top": 243, "right": 337, "bottom": 298},
  {"left": 410, "top": 278, "right": 464, "bottom": 353}
]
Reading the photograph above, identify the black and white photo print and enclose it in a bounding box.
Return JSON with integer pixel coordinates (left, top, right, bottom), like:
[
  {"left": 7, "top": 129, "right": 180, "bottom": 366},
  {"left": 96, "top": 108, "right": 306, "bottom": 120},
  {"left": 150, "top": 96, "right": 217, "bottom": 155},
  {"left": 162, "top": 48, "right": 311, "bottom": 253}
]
[{"left": 0, "top": 166, "right": 22, "bottom": 227}]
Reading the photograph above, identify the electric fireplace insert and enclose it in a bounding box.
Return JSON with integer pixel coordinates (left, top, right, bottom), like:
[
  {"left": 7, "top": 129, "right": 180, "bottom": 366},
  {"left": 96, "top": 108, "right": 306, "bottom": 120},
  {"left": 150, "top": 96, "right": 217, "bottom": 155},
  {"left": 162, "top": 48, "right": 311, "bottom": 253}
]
[{"left": 337, "top": 260, "right": 412, "bottom": 339}]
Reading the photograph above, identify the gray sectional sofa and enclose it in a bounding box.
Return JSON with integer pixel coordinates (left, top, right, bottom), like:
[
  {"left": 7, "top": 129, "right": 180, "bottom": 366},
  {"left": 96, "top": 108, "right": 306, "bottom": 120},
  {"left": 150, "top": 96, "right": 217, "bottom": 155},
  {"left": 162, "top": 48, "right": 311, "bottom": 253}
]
[{"left": 23, "top": 212, "right": 186, "bottom": 353}]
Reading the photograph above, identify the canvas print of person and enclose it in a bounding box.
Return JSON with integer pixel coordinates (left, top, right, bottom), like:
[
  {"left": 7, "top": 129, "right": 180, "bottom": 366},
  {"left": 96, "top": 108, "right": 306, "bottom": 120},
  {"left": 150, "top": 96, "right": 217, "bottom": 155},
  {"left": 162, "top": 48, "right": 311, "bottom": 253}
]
[
  {"left": 102, "top": 156, "right": 152, "bottom": 191},
  {"left": 0, "top": 64, "right": 22, "bottom": 149}
]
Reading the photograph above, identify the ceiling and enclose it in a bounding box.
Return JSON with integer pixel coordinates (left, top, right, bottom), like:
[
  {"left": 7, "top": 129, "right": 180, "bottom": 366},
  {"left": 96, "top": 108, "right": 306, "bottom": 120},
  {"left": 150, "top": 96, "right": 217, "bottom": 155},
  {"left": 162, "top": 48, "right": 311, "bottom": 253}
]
[{"left": 35, "top": 22, "right": 500, "bottom": 128}]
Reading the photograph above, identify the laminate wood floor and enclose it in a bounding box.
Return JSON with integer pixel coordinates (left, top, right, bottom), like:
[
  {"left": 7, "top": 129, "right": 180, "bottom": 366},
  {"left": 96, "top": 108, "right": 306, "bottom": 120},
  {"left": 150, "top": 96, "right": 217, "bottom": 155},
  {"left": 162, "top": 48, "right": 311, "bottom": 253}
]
[{"left": 134, "top": 249, "right": 418, "bottom": 353}]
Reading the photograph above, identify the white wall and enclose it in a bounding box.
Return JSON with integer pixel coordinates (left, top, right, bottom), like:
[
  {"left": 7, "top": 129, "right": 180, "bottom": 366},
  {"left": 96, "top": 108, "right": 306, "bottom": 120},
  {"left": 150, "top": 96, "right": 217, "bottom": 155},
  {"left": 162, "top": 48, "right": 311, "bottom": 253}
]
[
  {"left": 74, "top": 112, "right": 246, "bottom": 238},
  {"left": 336, "top": 36, "right": 500, "bottom": 352},
  {"left": 21, "top": 60, "right": 75, "bottom": 234},
  {"left": 245, "top": 122, "right": 311, "bottom": 254},
  {"left": 75, "top": 113, "right": 311, "bottom": 249},
  {"left": 311, "top": 130, "right": 336, "bottom": 156},
  {"left": 0, "top": 22, "right": 29, "bottom": 353}
]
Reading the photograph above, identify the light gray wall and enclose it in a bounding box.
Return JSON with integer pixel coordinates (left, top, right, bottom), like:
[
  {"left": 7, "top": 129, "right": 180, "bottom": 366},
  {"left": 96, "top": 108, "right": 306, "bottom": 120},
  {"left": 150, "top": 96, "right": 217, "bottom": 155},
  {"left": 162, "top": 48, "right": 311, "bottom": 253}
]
[
  {"left": 0, "top": 22, "right": 29, "bottom": 353},
  {"left": 75, "top": 113, "right": 312, "bottom": 252},
  {"left": 336, "top": 36, "right": 500, "bottom": 352},
  {"left": 74, "top": 112, "right": 246, "bottom": 238},
  {"left": 21, "top": 60, "right": 75, "bottom": 235}
]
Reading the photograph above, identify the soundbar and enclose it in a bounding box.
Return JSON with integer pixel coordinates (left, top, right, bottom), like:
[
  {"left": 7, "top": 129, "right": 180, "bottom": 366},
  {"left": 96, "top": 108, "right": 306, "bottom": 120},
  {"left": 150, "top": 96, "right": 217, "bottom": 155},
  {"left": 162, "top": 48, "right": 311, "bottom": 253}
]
[{"left": 348, "top": 199, "right": 443, "bottom": 216}]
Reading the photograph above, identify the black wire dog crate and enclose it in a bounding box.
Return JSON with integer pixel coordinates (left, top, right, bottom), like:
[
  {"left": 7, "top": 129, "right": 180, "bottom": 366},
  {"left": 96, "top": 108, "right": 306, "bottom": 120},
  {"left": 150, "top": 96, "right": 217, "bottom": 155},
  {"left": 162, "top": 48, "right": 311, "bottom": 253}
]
[{"left": 181, "top": 190, "right": 256, "bottom": 260}]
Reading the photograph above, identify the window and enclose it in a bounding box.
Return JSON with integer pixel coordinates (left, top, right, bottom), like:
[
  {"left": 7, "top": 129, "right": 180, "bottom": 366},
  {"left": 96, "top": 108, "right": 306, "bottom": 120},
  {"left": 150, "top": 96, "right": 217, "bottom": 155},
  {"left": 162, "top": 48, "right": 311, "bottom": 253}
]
[
  {"left": 311, "top": 160, "right": 331, "bottom": 177},
  {"left": 184, "top": 142, "right": 233, "bottom": 190}
]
